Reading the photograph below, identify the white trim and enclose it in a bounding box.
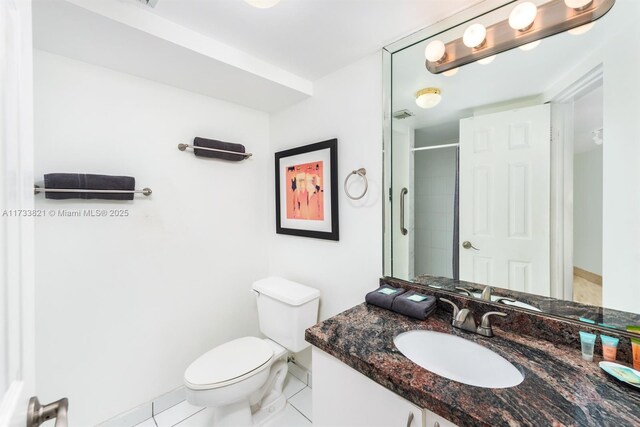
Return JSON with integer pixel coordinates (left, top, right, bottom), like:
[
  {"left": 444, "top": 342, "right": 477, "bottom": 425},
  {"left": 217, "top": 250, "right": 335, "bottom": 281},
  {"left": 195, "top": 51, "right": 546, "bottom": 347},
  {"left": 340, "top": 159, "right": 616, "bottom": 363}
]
[{"left": 0, "top": 382, "right": 23, "bottom": 427}]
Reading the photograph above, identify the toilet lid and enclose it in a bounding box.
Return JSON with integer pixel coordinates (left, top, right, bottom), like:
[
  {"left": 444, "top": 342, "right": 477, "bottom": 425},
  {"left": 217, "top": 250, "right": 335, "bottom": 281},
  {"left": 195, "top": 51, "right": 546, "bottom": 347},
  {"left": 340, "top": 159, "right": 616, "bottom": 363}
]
[{"left": 184, "top": 337, "right": 273, "bottom": 389}]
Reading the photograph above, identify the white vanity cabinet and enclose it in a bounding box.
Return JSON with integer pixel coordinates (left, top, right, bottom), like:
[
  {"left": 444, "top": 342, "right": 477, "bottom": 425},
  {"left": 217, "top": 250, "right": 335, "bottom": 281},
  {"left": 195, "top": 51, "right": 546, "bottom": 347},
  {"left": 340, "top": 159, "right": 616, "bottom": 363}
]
[{"left": 312, "top": 347, "right": 459, "bottom": 427}]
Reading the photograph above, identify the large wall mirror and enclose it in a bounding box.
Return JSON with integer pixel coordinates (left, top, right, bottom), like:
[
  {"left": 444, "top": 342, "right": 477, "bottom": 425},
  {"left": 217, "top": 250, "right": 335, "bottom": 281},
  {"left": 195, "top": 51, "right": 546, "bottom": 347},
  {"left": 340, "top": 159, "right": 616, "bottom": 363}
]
[{"left": 383, "top": 0, "right": 640, "bottom": 331}]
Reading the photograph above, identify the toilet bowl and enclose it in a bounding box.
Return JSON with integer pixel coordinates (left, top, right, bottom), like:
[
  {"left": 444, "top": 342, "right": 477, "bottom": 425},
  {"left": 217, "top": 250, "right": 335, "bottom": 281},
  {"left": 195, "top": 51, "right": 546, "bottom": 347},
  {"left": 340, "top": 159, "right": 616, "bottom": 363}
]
[{"left": 184, "top": 277, "right": 320, "bottom": 426}]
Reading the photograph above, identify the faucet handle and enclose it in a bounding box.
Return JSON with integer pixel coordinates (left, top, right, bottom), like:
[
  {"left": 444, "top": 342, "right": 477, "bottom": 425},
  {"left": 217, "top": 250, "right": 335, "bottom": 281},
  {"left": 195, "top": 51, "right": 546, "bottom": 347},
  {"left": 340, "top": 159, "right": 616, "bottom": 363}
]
[
  {"left": 439, "top": 298, "right": 460, "bottom": 317},
  {"left": 477, "top": 311, "right": 507, "bottom": 337},
  {"left": 494, "top": 296, "right": 517, "bottom": 304},
  {"left": 455, "top": 287, "right": 473, "bottom": 297}
]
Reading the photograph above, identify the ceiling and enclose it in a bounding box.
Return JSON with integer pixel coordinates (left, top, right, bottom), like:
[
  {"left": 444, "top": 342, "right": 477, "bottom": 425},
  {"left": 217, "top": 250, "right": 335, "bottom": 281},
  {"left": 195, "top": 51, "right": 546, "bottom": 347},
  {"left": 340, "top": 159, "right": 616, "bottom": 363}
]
[
  {"left": 132, "top": 0, "right": 483, "bottom": 80},
  {"left": 392, "top": 0, "right": 638, "bottom": 143}
]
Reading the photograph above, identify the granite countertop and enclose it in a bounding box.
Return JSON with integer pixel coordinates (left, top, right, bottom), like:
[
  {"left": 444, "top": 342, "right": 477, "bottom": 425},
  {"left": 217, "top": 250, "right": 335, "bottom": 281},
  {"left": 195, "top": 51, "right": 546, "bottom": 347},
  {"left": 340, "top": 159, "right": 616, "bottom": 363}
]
[{"left": 305, "top": 303, "right": 640, "bottom": 427}]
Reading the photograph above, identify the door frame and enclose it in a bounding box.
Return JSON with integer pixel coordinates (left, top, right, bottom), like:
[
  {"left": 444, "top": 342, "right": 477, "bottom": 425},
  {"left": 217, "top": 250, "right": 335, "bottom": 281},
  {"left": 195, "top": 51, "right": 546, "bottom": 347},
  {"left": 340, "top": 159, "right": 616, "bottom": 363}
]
[
  {"left": 0, "top": 0, "right": 36, "bottom": 426},
  {"left": 547, "top": 65, "right": 604, "bottom": 300}
]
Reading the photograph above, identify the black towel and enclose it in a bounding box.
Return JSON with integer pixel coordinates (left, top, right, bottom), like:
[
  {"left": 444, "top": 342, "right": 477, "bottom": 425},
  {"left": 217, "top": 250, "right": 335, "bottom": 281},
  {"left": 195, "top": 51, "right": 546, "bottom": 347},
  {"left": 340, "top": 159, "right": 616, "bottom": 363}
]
[
  {"left": 44, "top": 173, "right": 136, "bottom": 200},
  {"left": 193, "top": 137, "right": 246, "bottom": 161},
  {"left": 365, "top": 285, "right": 406, "bottom": 310},
  {"left": 391, "top": 291, "right": 437, "bottom": 320}
]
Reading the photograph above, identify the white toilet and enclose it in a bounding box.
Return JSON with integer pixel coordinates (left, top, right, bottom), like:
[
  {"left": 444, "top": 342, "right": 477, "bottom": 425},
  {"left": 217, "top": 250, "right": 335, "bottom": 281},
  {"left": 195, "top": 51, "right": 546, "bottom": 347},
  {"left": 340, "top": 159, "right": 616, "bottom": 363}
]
[{"left": 184, "top": 277, "right": 320, "bottom": 426}]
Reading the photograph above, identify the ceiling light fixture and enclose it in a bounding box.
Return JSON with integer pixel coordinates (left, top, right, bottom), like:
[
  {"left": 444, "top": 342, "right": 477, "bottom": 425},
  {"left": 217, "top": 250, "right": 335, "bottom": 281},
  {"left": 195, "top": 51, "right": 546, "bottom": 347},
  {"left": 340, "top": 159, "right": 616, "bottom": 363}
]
[
  {"left": 425, "top": 0, "right": 614, "bottom": 75},
  {"left": 463, "top": 24, "right": 487, "bottom": 48},
  {"left": 509, "top": 2, "right": 538, "bottom": 31},
  {"left": 244, "top": 0, "right": 281, "bottom": 9},
  {"left": 425, "top": 40, "right": 447, "bottom": 63},
  {"left": 415, "top": 88, "right": 442, "bottom": 109}
]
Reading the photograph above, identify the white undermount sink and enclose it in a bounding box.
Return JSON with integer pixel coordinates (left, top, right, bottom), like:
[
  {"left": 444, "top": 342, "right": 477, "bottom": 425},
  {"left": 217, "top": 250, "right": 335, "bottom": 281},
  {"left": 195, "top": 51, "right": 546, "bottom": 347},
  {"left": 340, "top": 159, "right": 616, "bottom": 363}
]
[{"left": 394, "top": 330, "right": 524, "bottom": 388}]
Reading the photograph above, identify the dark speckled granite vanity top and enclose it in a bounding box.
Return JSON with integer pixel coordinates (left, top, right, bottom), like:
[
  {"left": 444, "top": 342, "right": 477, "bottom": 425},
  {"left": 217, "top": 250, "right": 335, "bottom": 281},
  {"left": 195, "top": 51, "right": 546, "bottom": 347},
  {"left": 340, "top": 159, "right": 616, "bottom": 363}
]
[{"left": 305, "top": 303, "right": 640, "bottom": 427}]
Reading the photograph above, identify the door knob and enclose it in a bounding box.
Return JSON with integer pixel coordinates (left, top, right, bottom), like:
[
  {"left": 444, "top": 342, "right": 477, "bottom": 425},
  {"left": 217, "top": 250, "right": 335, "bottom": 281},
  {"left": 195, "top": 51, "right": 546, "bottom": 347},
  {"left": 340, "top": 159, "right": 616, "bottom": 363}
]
[
  {"left": 27, "top": 396, "right": 68, "bottom": 427},
  {"left": 462, "top": 241, "right": 479, "bottom": 250}
]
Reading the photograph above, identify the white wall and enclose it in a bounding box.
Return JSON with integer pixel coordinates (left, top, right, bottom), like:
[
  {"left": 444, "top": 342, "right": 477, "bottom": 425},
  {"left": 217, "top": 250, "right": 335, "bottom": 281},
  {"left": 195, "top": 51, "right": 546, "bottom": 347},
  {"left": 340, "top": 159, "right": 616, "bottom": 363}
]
[
  {"left": 268, "top": 53, "right": 383, "bottom": 369},
  {"left": 573, "top": 147, "right": 603, "bottom": 276},
  {"left": 33, "top": 51, "right": 270, "bottom": 426}
]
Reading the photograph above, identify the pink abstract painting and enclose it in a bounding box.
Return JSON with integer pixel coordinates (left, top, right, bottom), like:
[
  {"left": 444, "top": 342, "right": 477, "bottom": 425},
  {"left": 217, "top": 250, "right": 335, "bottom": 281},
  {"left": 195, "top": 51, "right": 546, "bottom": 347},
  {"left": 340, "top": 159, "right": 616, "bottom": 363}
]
[{"left": 285, "top": 161, "right": 324, "bottom": 220}]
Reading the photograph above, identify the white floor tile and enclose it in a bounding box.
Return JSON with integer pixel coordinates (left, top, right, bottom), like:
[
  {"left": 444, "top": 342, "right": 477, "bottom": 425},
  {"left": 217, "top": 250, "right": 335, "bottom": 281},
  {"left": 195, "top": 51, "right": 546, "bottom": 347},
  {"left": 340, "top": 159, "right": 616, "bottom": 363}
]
[
  {"left": 283, "top": 373, "right": 306, "bottom": 399},
  {"left": 174, "top": 408, "right": 214, "bottom": 427},
  {"left": 134, "top": 418, "right": 157, "bottom": 427},
  {"left": 264, "top": 403, "right": 311, "bottom": 427},
  {"left": 154, "top": 400, "right": 203, "bottom": 427},
  {"left": 287, "top": 387, "right": 312, "bottom": 421}
]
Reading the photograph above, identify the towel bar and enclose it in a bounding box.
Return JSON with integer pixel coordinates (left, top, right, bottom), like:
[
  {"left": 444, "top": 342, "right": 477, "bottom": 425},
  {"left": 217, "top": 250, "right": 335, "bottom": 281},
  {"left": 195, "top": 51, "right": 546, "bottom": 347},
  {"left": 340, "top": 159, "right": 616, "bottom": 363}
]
[
  {"left": 178, "top": 143, "right": 252, "bottom": 158},
  {"left": 34, "top": 186, "right": 152, "bottom": 196}
]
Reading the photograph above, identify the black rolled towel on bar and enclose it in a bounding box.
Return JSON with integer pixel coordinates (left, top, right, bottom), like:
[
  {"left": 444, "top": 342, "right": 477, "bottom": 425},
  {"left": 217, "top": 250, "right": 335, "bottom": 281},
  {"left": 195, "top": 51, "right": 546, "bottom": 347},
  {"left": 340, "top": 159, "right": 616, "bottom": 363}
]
[
  {"left": 391, "top": 291, "right": 437, "bottom": 320},
  {"left": 365, "top": 285, "right": 406, "bottom": 310},
  {"left": 43, "top": 173, "right": 136, "bottom": 200},
  {"left": 193, "top": 137, "right": 246, "bottom": 161}
]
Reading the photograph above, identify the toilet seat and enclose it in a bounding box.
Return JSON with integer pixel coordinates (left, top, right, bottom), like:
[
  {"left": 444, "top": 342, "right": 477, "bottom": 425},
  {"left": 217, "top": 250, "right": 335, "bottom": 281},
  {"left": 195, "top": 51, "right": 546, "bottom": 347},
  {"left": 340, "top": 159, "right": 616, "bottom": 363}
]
[{"left": 185, "top": 337, "right": 273, "bottom": 390}]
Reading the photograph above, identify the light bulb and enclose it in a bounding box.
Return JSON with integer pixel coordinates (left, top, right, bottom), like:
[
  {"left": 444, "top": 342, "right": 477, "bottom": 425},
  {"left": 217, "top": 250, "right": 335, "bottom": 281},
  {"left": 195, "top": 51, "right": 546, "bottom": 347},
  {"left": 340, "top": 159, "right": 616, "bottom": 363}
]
[
  {"left": 477, "top": 55, "right": 496, "bottom": 65},
  {"left": 568, "top": 22, "right": 595, "bottom": 35},
  {"left": 443, "top": 68, "right": 459, "bottom": 77},
  {"left": 519, "top": 40, "right": 541, "bottom": 51},
  {"left": 509, "top": 2, "right": 537, "bottom": 31},
  {"left": 415, "top": 88, "right": 442, "bottom": 109},
  {"left": 463, "top": 24, "right": 487, "bottom": 49},
  {"left": 425, "top": 40, "right": 446, "bottom": 62},
  {"left": 245, "top": 0, "right": 281, "bottom": 8},
  {"left": 564, "top": 0, "right": 593, "bottom": 10}
]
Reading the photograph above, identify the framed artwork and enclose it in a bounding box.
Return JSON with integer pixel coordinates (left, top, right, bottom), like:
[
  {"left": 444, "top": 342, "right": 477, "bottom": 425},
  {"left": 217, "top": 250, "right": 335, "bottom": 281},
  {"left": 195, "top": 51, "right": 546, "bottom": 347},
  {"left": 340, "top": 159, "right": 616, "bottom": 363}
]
[{"left": 275, "top": 139, "right": 339, "bottom": 241}]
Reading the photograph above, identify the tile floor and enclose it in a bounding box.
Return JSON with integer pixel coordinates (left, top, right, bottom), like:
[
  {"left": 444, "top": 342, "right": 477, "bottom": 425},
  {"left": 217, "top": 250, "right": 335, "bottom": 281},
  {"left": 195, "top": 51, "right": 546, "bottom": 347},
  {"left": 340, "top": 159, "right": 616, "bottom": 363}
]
[{"left": 135, "top": 373, "right": 312, "bottom": 427}]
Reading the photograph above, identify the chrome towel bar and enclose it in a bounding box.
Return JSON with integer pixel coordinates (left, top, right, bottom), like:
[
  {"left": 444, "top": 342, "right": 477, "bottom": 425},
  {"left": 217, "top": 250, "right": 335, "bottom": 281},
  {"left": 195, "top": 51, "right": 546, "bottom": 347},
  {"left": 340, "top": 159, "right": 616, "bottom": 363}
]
[
  {"left": 177, "top": 143, "right": 252, "bottom": 158},
  {"left": 34, "top": 186, "right": 152, "bottom": 196}
]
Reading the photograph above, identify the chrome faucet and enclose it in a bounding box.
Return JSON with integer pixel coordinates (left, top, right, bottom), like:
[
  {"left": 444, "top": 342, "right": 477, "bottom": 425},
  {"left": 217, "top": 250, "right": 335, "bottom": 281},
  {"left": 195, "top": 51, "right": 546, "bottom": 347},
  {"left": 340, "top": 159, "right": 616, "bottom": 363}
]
[
  {"left": 440, "top": 298, "right": 507, "bottom": 337},
  {"left": 481, "top": 286, "right": 516, "bottom": 304}
]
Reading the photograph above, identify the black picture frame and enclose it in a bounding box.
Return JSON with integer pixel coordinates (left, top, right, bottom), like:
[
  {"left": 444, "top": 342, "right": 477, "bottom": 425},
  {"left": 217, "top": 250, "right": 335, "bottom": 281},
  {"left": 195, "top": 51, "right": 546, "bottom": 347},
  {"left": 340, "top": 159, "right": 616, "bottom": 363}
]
[{"left": 274, "top": 139, "right": 339, "bottom": 241}]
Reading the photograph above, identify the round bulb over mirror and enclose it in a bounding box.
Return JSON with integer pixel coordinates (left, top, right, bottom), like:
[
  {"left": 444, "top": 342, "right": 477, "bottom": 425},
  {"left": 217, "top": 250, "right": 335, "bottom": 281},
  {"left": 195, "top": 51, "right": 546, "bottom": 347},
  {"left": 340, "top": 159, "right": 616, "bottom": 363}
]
[
  {"left": 425, "top": 40, "right": 447, "bottom": 62},
  {"left": 509, "top": 2, "right": 538, "bottom": 31},
  {"left": 564, "top": 0, "right": 593, "bottom": 9},
  {"left": 415, "top": 88, "right": 442, "bottom": 109},
  {"left": 568, "top": 22, "right": 595, "bottom": 35},
  {"left": 519, "top": 40, "right": 541, "bottom": 51},
  {"left": 477, "top": 55, "right": 496, "bottom": 65},
  {"left": 244, "top": 0, "right": 281, "bottom": 8},
  {"left": 463, "top": 23, "right": 487, "bottom": 49},
  {"left": 442, "top": 67, "right": 459, "bottom": 77}
]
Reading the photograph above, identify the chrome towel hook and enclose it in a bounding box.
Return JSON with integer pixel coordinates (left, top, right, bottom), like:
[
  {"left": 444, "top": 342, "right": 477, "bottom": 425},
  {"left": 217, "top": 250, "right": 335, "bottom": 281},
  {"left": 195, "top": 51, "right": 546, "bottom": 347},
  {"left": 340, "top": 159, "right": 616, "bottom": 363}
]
[{"left": 344, "top": 168, "right": 368, "bottom": 200}]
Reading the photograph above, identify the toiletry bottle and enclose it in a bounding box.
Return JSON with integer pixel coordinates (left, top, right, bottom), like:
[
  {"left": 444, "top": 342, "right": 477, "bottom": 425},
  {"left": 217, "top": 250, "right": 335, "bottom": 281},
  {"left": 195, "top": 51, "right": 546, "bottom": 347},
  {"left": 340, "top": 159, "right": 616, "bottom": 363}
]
[{"left": 601, "top": 335, "right": 619, "bottom": 362}]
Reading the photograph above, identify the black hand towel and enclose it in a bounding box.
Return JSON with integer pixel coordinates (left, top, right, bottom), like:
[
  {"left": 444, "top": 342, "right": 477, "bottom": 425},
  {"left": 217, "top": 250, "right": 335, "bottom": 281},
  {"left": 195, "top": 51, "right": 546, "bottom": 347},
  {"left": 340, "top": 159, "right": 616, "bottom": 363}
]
[
  {"left": 44, "top": 173, "right": 136, "bottom": 200},
  {"left": 391, "top": 291, "right": 437, "bottom": 320},
  {"left": 193, "top": 137, "right": 246, "bottom": 161},
  {"left": 365, "top": 285, "right": 406, "bottom": 310}
]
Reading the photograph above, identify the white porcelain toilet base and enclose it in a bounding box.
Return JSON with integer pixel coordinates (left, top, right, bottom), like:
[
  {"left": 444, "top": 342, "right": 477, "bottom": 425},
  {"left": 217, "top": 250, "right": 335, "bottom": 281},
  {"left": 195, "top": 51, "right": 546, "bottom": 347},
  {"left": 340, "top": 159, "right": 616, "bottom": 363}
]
[{"left": 185, "top": 339, "right": 289, "bottom": 426}]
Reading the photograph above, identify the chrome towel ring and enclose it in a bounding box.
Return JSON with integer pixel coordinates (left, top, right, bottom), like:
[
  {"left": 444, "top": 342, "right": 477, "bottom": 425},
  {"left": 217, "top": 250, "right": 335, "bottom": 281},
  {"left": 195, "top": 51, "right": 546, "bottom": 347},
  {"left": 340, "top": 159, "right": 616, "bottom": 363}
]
[{"left": 344, "top": 168, "right": 368, "bottom": 200}]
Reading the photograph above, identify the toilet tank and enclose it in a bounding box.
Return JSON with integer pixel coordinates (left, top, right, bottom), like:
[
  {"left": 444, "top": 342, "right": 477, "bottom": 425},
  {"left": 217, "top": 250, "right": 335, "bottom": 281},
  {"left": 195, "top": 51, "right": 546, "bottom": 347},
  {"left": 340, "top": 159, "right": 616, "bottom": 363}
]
[{"left": 252, "top": 277, "right": 320, "bottom": 353}]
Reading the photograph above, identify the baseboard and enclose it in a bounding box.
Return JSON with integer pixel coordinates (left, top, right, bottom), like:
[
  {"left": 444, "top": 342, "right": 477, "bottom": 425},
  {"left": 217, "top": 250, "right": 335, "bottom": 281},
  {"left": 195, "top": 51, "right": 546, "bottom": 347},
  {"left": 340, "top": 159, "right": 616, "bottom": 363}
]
[
  {"left": 288, "top": 361, "right": 312, "bottom": 388},
  {"left": 98, "top": 386, "right": 186, "bottom": 427},
  {"left": 574, "top": 267, "right": 602, "bottom": 286}
]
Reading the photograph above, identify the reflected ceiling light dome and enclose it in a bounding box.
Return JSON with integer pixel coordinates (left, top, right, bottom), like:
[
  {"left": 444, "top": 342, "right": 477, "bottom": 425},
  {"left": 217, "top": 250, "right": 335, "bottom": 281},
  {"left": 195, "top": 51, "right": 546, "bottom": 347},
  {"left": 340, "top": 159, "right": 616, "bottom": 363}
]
[
  {"left": 425, "top": 40, "right": 447, "bottom": 62},
  {"left": 509, "top": 2, "right": 538, "bottom": 31},
  {"left": 477, "top": 55, "right": 496, "bottom": 65},
  {"left": 442, "top": 67, "right": 459, "bottom": 77},
  {"left": 463, "top": 24, "right": 487, "bottom": 48},
  {"left": 564, "top": 0, "right": 593, "bottom": 10},
  {"left": 245, "top": 0, "right": 281, "bottom": 8},
  {"left": 568, "top": 22, "right": 595, "bottom": 35},
  {"left": 519, "top": 40, "right": 541, "bottom": 51},
  {"left": 415, "top": 88, "right": 442, "bottom": 109}
]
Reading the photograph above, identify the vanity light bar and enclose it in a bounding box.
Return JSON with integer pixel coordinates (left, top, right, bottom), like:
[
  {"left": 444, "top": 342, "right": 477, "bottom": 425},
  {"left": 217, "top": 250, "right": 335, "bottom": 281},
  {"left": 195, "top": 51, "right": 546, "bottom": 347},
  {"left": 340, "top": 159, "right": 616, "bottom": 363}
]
[{"left": 425, "top": 0, "right": 615, "bottom": 74}]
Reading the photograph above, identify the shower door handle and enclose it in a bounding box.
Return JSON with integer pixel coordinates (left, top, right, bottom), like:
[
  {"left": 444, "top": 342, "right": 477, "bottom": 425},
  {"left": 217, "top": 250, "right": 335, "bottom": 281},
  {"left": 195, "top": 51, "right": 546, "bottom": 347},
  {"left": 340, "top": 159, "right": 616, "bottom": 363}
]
[
  {"left": 27, "top": 396, "right": 68, "bottom": 427},
  {"left": 400, "top": 187, "right": 408, "bottom": 236}
]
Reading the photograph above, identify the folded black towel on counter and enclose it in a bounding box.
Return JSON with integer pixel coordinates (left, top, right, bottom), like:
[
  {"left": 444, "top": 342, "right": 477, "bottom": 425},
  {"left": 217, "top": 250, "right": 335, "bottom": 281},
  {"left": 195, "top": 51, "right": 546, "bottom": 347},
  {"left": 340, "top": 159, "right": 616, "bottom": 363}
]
[
  {"left": 193, "top": 137, "right": 246, "bottom": 161},
  {"left": 365, "top": 285, "right": 406, "bottom": 310},
  {"left": 391, "top": 291, "right": 437, "bottom": 320},
  {"left": 44, "top": 173, "right": 136, "bottom": 200}
]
